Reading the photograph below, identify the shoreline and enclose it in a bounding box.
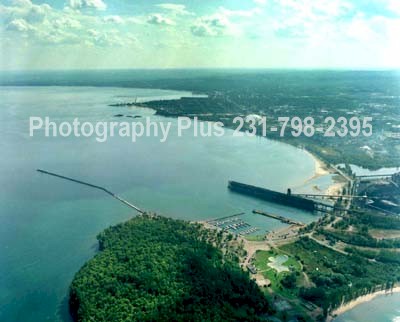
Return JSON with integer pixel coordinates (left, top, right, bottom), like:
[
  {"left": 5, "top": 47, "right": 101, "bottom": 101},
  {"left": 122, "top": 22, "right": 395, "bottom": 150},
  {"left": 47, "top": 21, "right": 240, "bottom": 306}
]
[
  {"left": 135, "top": 101, "right": 350, "bottom": 198},
  {"left": 303, "top": 149, "right": 347, "bottom": 196},
  {"left": 326, "top": 286, "right": 400, "bottom": 322}
]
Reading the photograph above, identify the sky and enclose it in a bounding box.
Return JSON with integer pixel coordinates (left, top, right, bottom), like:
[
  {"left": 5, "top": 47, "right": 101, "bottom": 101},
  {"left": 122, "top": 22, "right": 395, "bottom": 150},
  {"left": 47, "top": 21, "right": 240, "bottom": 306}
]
[{"left": 0, "top": 0, "right": 399, "bottom": 70}]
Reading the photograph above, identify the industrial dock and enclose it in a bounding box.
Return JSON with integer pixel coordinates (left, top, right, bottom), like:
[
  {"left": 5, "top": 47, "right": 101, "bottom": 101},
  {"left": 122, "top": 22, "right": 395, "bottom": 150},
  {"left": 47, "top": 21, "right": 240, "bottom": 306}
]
[{"left": 228, "top": 181, "right": 333, "bottom": 213}]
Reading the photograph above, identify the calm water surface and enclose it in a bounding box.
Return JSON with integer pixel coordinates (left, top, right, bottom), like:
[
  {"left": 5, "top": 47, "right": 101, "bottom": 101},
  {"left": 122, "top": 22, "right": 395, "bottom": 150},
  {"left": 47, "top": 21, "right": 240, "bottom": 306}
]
[
  {"left": 334, "top": 292, "right": 400, "bottom": 322},
  {"left": 0, "top": 86, "right": 354, "bottom": 321}
]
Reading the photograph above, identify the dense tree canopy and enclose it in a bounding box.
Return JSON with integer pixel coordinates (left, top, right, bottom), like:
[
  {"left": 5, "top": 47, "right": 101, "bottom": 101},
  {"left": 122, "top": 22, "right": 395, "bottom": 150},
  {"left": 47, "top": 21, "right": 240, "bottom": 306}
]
[{"left": 69, "top": 215, "right": 270, "bottom": 322}]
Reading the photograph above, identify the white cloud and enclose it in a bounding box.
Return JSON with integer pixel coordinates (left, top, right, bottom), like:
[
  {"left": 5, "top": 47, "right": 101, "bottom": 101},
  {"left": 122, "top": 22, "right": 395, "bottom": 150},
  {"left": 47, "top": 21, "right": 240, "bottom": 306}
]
[
  {"left": 218, "top": 6, "right": 262, "bottom": 18},
  {"left": 53, "top": 17, "right": 82, "bottom": 29},
  {"left": 340, "top": 14, "right": 400, "bottom": 45},
  {"left": 26, "top": 4, "right": 51, "bottom": 23},
  {"left": 68, "top": 0, "right": 107, "bottom": 11},
  {"left": 0, "top": 0, "right": 52, "bottom": 25},
  {"left": 0, "top": 0, "right": 142, "bottom": 48},
  {"left": 270, "top": 0, "right": 354, "bottom": 39},
  {"left": 87, "top": 29, "right": 99, "bottom": 37},
  {"left": 104, "top": 15, "right": 124, "bottom": 24},
  {"left": 344, "top": 13, "right": 376, "bottom": 42},
  {"left": 1, "top": 0, "right": 398, "bottom": 69},
  {"left": 147, "top": 13, "right": 175, "bottom": 25},
  {"left": 191, "top": 13, "right": 239, "bottom": 37},
  {"left": 386, "top": 0, "right": 400, "bottom": 15},
  {"left": 315, "top": 0, "right": 353, "bottom": 16},
  {"left": 37, "top": 29, "right": 81, "bottom": 45},
  {"left": 125, "top": 17, "right": 142, "bottom": 24},
  {"left": 6, "top": 18, "right": 34, "bottom": 32},
  {"left": 190, "top": 6, "right": 255, "bottom": 38},
  {"left": 86, "top": 29, "right": 137, "bottom": 47},
  {"left": 190, "top": 23, "right": 213, "bottom": 37},
  {"left": 11, "top": 0, "right": 33, "bottom": 8},
  {"left": 275, "top": 0, "right": 353, "bottom": 18},
  {"left": 156, "top": 3, "right": 191, "bottom": 15},
  {"left": 253, "top": 0, "right": 267, "bottom": 6}
]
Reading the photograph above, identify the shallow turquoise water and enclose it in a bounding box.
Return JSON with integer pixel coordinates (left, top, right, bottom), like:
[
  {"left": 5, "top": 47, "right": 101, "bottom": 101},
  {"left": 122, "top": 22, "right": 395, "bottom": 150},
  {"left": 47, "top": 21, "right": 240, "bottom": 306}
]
[
  {"left": 334, "top": 292, "right": 400, "bottom": 322},
  {"left": 0, "top": 86, "right": 332, "bottom": 321}
]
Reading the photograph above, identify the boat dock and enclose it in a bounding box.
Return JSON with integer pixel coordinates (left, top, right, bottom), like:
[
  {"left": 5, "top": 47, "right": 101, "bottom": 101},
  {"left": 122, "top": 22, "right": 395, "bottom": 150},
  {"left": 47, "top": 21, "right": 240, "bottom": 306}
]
[
  {"left": 206, "top": 212, "right": 245, "bottom": 223},
  {"left": 208, "top": 214, "right": 259, "bottom": 235},
  {"left": 239, "top": 227, "right": 259, "bottom": 236},
  {"left": 252, "top": 210, "right": 303, "bottom": 226},
  {"left": 36, "top": 169, "right": 144, "bottom": 214}
]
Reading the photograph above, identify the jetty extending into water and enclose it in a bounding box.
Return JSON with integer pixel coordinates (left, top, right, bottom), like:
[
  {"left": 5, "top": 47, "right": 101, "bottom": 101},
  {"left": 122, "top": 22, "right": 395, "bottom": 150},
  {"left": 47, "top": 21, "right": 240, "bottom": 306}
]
[
  {"left": 206, "top": 212, "right": 245, "bottom": 223},
  {"left": 252, "top": 210, "right": 303, "bottom": 226},
  {"left": 36, "top": 169, "right": 144, "bottom": 214}
]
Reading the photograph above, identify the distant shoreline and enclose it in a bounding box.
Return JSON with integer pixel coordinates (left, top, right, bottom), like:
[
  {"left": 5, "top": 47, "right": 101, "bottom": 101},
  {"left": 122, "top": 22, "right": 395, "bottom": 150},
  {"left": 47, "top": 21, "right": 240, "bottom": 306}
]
[{"left": 327, "top": 286, "right": 400, "bottom": 322}]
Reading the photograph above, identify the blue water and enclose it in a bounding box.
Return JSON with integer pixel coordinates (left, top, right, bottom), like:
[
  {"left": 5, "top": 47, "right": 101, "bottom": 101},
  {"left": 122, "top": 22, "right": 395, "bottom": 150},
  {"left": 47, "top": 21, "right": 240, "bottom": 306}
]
[
  {"left": 0, "top": 86, "right": 355, "bottom": 321},
  {"left": 349, "top": 165, "right": 400, "bottom": 176},
  {"left": 334, "top": 292, "right": 400, "bottom": 322}
]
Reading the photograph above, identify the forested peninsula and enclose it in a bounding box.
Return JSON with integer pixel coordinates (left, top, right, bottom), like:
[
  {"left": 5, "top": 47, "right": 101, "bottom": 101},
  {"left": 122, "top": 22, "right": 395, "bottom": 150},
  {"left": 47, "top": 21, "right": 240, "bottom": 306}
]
[{"left": 69, "top": 215, "right": 271, "bottom": 322}]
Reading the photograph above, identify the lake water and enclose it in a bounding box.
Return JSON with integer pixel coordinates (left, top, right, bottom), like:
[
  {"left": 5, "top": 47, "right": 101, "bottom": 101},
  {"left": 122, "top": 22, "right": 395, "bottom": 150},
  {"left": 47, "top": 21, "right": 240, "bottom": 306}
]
[
  {"left": 334, "top": 292, "right": 400, "bottom": 322},
  {"left": 336, "top": 164, "right": 400, "bottom": 176},
  {"left": 349, "top": 165, "right": 400, "bottom": 176},
  {"left": 0, "top": 86, "right": 366, "bottom": 321}
]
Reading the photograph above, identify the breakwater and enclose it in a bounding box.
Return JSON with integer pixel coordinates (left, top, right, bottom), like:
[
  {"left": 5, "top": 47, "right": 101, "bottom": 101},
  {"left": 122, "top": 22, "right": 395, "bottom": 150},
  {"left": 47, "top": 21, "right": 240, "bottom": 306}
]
[
  {"left": 37, "top": 169, "right": 144, "bottom": 214},
  {"left": 252, "top": 210, "right": 304, "bottom": 226}
]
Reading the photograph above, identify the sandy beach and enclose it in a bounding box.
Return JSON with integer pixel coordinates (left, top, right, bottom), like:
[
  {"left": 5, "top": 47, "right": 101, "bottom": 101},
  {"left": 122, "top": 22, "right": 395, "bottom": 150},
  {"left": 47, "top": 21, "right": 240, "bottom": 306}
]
[
  {"left": 314, "top": 156, "right": 330, "bottom": 178},
  {"left": 326, "top": 182, "right": 346, "bottom": 196},
  {"left": 327, "top": 286, "right": 400, "bottom": 321},
  {"left": 302, "top": 149, "right": 347, "bottom": 196},
  {"left": 303, "top": 150, "right": 330, "bottom": 180}
]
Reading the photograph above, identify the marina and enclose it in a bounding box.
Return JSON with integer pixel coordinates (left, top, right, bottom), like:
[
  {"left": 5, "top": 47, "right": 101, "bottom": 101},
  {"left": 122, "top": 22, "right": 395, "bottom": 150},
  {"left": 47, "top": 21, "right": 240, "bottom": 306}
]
[{"left": 208, "top": 215, "right": 259, "bottom": 235}]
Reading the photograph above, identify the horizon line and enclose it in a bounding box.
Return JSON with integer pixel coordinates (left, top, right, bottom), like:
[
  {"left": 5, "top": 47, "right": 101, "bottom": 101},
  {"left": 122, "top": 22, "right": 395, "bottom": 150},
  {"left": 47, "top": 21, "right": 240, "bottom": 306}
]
[{"left": 1, "top": 67, "right": 400, "bottom": 73}]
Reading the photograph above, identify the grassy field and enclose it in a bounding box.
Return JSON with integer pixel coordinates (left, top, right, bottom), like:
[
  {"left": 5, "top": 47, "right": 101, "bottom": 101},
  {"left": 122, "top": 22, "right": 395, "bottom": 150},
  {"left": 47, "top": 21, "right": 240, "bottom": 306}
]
[
  {"left": 253, "top": 248, "right": 302, "bottom": 299},
  {"left": 253, "top": 249, "right": 317, "bottom": 320}
]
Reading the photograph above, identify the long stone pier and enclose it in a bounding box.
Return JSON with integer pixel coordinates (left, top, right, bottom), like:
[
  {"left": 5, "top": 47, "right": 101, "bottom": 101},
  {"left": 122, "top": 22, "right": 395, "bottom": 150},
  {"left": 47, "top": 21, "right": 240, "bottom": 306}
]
[{"left": 36, "top": 169, "right": 144, "bottom": 214}]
